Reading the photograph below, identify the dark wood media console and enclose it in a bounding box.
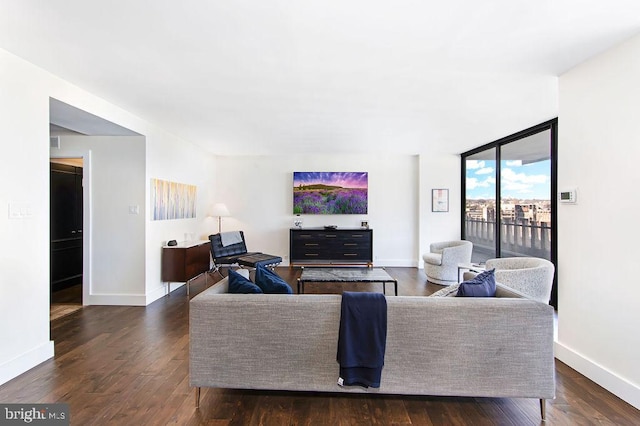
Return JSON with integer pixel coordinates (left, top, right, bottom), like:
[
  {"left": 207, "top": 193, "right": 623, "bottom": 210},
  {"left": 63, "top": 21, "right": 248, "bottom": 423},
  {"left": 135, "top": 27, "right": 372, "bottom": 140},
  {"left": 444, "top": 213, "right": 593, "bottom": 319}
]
[{"left": 289, "top": 228, "right": 373, "bottom": 267}]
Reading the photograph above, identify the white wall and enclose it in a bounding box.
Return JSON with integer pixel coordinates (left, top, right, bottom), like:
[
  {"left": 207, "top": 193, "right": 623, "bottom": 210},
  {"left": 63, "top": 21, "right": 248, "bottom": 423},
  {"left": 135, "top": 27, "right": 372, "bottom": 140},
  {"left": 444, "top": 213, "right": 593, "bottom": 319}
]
[
  {"left": 145, "top": 129, "right": 218, "bottom": 303},
  {"left": 53, "top": 136, "right": 146, "bottom": 305},
  {"left": 0, "top": 47, "right": 215, "bottom": 385},
  {"left": 0, "top": 48, "right": 53, "bottom": 385},
  {"left": 214, "top": 154, "right": 422, "bottom": 266},
  {"left": 418, "top": 152, "right": 462, "bottom": 266},
  {"left": 557, "top": 34, "right": 640, "bottom": 409}
]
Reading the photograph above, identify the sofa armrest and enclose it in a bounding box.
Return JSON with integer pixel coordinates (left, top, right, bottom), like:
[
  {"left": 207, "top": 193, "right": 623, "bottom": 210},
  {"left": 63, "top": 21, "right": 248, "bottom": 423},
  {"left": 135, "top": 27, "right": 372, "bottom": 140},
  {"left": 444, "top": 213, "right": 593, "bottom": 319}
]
[
  {"left": 203, "top": 277, "right": 230, "bottom": 294},
  {"left": 495, "top": 282, "right": 531, "bottom": 299},
  {"left": 430, "top": 282, "right": 529, "bottom": 299}
]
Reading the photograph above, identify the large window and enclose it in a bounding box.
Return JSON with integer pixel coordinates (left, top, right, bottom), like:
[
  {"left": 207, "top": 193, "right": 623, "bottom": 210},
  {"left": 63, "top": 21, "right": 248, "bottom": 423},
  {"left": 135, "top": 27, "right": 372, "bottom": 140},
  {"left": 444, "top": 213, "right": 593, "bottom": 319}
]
[
  {"left": 464, "top": 147, "right": 497, "bottom": 261},
  {"left": 462, "top": 119, "right": 557, "bottom": 306}
]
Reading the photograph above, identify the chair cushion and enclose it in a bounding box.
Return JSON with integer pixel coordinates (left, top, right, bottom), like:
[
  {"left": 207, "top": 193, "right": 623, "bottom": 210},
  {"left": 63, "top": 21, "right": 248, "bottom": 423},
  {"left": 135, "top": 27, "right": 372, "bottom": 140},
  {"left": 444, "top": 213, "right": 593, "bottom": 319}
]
[
  {"left": 456, "top": 269, "right": 496, "bottom": 297},
  {"left": 237, "top": 253, "right": 283, "bottom": 268},
  {"left": 209, "top": 232, "right": 249, "bottom": 261},
  {"left": 423, "top": 253, "right": 442, "bottom": 266},
  {"left": 254, "top": 265, "right": 293, "bottom": 294},
  {"left": 228, "top": 269, "right": 263, "bottom": 294}
]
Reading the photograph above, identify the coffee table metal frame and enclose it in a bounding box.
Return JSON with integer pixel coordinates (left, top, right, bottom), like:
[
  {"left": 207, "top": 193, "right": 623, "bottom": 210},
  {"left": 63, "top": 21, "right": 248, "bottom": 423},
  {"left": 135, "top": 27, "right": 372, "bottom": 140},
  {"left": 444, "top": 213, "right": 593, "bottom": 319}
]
[
  {"left": 297, "top": 267, "right": 398, "bottom": 296},
  {"left": 457, "top": 262, "right": 486, "bottom": 283}
]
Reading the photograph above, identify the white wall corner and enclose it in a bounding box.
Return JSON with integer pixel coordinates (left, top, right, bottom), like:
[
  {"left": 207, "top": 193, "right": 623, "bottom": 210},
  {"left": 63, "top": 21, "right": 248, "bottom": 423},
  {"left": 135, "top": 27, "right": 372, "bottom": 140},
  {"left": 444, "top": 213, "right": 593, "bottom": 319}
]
[
  {"left": 555, "top": 342, "right": 640, "bottom": 410},
  {"left": 0, "top": 341, "right": 54, "bottom": 386},
  {"left": 146, "top": 282, "right": 186, "bottom": 305}
]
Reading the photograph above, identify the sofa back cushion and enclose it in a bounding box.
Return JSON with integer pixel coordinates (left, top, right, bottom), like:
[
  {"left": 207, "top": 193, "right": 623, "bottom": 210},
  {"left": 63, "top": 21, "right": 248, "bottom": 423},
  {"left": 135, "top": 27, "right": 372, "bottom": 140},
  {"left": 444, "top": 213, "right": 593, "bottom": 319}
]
[
  {"left": 254, "top": 265, "right": 293, "bottom": 294},
  {"left": 228, "top": 269, "right": 263, "bottom": 294}
]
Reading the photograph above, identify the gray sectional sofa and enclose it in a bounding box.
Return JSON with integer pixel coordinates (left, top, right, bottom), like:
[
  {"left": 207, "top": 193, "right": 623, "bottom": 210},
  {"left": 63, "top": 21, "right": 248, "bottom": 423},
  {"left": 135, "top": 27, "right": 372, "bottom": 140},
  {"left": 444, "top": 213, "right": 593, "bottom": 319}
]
[{"left": 190, "top": 277, "right": 555, "bottom": 419}]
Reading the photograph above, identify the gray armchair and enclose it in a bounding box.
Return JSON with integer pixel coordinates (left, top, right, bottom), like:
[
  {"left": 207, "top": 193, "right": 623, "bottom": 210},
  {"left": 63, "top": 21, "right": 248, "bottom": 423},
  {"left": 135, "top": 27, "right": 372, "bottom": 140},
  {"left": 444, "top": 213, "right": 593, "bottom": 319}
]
[
  {"left": 485, "top": 257, "right": 555, "bottom": 304},
  {"left": 423, "top": 240, "right": 473, "bottom": 285}
]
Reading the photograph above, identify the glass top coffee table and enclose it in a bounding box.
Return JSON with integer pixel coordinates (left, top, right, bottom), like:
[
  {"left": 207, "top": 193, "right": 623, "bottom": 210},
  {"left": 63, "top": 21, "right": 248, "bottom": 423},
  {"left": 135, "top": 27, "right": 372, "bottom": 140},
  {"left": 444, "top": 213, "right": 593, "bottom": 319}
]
[
  {"left": 457, "top": 262, "right": 486, "bottom": 283},
  {"left": 297, "top": 267, "right": 398, "bottom": 295}
]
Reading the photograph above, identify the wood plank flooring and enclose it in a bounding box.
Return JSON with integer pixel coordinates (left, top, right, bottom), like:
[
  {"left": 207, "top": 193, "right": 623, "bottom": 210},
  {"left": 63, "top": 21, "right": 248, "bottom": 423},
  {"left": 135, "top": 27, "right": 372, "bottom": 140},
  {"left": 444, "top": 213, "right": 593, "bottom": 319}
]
[
  {"left": 50, "top": 304, "right": 83, "bottom": 322},
  {"left": 50, "top": 282, "right": 83, "bottom": 321},
  {"left": 1, "top": 267, "right": 638, "bottom": 425}
]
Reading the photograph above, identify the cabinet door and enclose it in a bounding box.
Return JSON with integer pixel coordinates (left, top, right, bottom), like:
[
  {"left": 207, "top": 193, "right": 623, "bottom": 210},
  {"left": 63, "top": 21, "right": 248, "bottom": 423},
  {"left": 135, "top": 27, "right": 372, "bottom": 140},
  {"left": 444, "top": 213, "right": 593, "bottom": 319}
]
[
  {"left": 185, "top": 244, "right": 211, "bottom": 279},
  {"left": 51, "top": 239, "right": 83, "bottom": 290},
  {"left": 50, "top": 163, "right": 83, "bottom": 290},
  {"left": 74, "top": 170, "right": 83, "bottom": 235},
  {"left": 51, "top": 164, "right": 81, "bottom": 240}
]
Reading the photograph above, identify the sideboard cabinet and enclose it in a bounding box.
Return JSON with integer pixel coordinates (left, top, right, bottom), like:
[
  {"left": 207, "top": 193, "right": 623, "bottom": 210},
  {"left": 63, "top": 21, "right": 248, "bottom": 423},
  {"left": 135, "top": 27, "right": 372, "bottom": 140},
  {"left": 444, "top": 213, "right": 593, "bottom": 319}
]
[
  {"left": 162, "top": 240, "right": 210, "bottom": 296},
  {"left": 290, "top": 228, "right": 373, "bottom": 266}
]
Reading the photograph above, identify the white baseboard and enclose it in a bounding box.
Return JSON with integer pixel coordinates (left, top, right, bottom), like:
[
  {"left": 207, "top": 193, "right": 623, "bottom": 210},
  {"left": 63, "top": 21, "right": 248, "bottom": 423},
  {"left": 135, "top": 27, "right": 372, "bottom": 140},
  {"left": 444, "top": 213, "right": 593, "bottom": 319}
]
[
  {"left": 86, "top": 293, "right": 148, "bottom": 306},
  {"left": 146, "top": 284, "right": 169, "bottom": 305},
  {"left": 374, "top": 259, "right": 418, "bottom": 267},
  {"left": 0, "top": 341, "right": 54, "bottom": 386},
  {"left": 555, "top": 341, "right": 640, "bottom": 410},
  {"left": 145, "top": 282, "right": 187, "bottom": 305}
]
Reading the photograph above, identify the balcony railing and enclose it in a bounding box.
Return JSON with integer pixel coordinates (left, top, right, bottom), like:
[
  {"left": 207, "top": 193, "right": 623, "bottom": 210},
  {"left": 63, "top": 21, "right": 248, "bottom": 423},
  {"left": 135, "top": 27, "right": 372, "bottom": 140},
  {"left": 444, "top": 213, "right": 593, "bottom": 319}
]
[{"left": 465, "top": 218, "right": 551, "bottom": 260}]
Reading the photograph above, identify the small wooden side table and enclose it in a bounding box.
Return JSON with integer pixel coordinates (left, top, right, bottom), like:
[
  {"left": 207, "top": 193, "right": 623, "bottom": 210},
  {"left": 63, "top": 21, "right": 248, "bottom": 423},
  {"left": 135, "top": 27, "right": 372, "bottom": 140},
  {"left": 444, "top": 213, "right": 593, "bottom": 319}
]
[{"left": 162, "top": 240, "right": 210, "bottom": 296}]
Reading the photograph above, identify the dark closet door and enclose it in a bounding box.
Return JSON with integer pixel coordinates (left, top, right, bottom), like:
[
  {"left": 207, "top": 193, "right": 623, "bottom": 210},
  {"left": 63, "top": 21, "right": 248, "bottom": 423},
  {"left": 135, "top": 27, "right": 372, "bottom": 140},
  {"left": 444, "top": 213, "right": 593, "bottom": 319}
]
[{"left": 50, "top": 163, "right": 83, "bottom": 292}]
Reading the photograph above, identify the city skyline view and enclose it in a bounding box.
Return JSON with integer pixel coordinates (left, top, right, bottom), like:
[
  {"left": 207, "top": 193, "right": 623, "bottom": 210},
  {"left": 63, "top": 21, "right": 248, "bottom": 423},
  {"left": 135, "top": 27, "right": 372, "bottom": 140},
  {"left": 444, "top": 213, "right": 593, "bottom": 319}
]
[{"left": 466, "top": 159, "right": 551, "bottom": 200}]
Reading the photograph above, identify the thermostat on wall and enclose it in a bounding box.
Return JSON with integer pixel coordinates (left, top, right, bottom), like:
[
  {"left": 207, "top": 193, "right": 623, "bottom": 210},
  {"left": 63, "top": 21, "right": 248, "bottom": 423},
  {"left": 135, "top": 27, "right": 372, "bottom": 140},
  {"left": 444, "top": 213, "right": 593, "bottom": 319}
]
[{"left": 559, "top": 189, "right": 577, "bottom": 204}]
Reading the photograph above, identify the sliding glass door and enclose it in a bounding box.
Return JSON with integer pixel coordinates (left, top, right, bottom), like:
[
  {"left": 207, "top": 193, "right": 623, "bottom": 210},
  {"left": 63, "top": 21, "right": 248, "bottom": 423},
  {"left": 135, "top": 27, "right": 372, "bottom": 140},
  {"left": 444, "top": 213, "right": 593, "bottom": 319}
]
[
  {"left": 499, "top": 130, "right": 552, "bottom": 260},
  {"left": 462, "top": 119, "right": 557, "bottom": 306}
]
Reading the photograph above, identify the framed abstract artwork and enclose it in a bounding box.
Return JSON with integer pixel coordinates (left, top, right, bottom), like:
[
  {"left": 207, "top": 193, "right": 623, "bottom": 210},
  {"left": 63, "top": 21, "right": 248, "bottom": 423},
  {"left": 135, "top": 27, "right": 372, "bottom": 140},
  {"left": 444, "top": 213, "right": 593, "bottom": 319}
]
[
  {"left": 151, "top": 178, "right": 197, "bottom": 220},
  {"left": 432, "top": 188, "right": 449, "bottom": 212}
]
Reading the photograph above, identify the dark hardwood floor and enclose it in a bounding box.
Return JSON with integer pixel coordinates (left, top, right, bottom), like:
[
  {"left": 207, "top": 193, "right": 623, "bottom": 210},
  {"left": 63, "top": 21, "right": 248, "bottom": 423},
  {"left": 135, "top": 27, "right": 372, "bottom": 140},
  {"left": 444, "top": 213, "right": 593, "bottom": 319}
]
[
  {"left": 2, "top": 267, "right": 639, "bottom": 425},
  {"left": 51, "top": 283, "right": 83, "bottom": 304},
  {"left": 50, "top": 283, "right": 83, "bottom": 321}
]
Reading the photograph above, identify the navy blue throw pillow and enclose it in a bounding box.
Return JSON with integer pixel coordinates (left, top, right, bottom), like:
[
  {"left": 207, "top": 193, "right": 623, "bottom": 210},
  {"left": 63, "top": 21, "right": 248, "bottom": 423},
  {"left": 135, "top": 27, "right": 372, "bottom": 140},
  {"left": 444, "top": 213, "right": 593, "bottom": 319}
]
[
  {"left": 254, "top": 265, "right": 293, "bottom": 294},
  {"left": 228, "top": 269, "right": 263, "bottom": 294},
  {"left": 456, "top": 268, "right": 496, "bottom": 297}
]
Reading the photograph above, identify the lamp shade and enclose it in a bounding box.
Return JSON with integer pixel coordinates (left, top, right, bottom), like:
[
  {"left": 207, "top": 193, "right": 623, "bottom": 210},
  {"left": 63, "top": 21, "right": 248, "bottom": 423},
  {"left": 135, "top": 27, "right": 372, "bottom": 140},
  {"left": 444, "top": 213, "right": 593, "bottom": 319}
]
[{"left": 211, "top": 203, "right": 230, "bottom": 217}]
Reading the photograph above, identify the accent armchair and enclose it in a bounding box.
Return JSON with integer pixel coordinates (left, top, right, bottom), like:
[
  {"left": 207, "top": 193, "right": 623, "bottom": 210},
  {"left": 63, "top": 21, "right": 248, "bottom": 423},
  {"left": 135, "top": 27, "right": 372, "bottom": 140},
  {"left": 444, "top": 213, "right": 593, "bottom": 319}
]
[
  {"left": 423, "top": 240, "right": 473, "bottom": 285},
  {"left": 209, "top": 231, "right": 282, "bottom": 277},
  {"left": 485, "top": 257, "right": 555, "bottom": 304}
]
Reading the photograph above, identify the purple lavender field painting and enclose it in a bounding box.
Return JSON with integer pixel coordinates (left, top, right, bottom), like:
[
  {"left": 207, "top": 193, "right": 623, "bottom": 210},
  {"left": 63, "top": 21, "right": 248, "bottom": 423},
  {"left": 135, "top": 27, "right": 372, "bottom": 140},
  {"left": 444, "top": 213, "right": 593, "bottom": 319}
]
[{"left": 293, "top": 172, "right": 368, "bottom": 214}]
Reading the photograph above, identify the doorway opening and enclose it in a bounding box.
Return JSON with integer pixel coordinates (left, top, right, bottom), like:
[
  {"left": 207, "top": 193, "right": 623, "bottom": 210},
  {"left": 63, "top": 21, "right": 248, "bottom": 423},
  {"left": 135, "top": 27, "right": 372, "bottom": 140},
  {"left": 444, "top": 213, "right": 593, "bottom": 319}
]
[
  {"left": 49, "top": 97, "right": 140, "bottom": 320},
  {"left": 50, "top": 158, "right": 84, "bottom": 320}
]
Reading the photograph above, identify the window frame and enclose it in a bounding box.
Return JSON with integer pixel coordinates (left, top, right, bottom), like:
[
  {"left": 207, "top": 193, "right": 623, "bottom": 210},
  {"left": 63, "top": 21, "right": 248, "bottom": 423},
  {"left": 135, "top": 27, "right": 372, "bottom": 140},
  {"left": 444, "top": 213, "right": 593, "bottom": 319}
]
[{"left": 461, "top": 118, "right": 558, "bottom": 307}]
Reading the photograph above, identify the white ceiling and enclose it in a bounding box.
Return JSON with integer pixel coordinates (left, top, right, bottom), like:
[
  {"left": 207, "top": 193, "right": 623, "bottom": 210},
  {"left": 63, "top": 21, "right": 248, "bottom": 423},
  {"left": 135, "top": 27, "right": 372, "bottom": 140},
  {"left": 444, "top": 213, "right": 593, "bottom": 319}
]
[{"left": 1, "top": 1, "right": 639, "bottom": 155}]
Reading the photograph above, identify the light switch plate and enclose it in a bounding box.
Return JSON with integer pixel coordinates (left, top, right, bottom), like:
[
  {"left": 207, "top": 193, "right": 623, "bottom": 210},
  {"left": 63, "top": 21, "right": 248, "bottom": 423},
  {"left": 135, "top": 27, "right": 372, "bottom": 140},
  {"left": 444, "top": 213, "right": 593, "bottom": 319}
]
[{"left": 9, "top": 203, "right": 33, "bottom": 219}]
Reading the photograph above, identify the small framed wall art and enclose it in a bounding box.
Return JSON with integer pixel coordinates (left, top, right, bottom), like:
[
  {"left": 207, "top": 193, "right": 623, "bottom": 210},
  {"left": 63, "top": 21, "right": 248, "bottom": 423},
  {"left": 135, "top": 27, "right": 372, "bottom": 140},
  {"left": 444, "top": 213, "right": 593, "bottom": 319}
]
[{"left": 432, "top": 188, "right": 449, "bottom": 212}]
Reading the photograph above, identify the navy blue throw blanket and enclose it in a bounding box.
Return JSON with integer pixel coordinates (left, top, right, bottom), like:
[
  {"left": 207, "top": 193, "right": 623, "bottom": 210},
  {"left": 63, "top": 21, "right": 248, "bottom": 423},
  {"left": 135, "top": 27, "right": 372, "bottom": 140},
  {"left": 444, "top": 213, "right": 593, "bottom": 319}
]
[{"left": 337, "top": 291, "right": 387, "bottom": 388}]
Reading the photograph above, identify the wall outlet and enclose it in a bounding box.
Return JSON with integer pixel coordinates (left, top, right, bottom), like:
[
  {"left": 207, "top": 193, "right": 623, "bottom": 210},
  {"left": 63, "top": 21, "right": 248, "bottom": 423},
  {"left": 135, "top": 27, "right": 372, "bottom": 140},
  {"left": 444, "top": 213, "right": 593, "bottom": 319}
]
[{"left": 128, "top": 205, "right": 139, "bottom": 215}]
